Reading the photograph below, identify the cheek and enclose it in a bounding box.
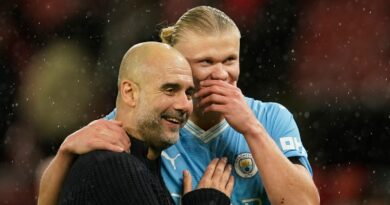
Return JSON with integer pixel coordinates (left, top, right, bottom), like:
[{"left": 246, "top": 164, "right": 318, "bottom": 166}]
[
  {"left": 187, "top": 100, "right": 194, "bottom": 112},
  {"left": 157, "top": 97, "right": 175, "bottom": 109},
  {"left": 230, "top": 64, "right": 240, "bottom": 81},
  {"left": 190, "top": 65, "right": 209, "bottom": 82},
  {"left": 190, "top": 64, "right": 240, "bottom": 83}
]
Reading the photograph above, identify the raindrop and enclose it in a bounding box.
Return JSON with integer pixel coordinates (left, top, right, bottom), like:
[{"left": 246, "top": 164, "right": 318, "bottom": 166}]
[{"left": 354, "top": 112, "right": 360, "bottom": 117}]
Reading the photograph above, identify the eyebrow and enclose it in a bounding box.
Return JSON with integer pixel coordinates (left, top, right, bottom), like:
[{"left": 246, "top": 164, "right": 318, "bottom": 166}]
[{"left": 226, "top": 54, "right": 238, "bottom": 59}]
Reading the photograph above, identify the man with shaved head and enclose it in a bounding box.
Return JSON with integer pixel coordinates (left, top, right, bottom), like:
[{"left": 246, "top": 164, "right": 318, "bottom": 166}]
[{"left": 57, "top": 42, "right": 233, "bottom": 205}]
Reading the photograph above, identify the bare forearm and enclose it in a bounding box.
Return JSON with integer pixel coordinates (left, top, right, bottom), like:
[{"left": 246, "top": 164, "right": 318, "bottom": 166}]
[
  {"left": 37, "top": 151, "right": 74, "bottom": 205},
  {"left": 244, "top": 123, "right": 320, "bottom": 205}
]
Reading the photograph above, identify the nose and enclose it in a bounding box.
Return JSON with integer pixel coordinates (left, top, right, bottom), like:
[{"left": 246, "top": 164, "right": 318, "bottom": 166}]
[
  {"left": 173, "top": 92, "right": 193, "bottom": 115},
  {"left": 209, "top": 63, "right": 228, "bottom": 81}
]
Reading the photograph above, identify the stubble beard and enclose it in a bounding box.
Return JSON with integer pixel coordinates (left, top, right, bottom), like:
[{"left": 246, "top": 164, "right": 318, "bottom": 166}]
[{"left": 136, "top": 111, "right": 179, "bottom": 151}]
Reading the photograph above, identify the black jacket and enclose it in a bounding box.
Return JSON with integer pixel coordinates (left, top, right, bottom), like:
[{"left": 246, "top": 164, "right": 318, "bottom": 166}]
[{"left": 59, "top": 137, "right": 230, "bottom": 205}]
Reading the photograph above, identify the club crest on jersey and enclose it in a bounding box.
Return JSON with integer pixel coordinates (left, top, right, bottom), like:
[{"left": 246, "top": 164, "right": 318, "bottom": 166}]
[{"left": 234, "top": 153, "right": 258, "bottom": 178}]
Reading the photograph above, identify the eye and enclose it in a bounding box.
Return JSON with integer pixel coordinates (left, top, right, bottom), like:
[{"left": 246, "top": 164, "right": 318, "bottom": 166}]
[
  {"left": 185, "top": 89, "right": 195, "bottom": 100},
  {"left": 164, "top": 87, "right": 175, "bottom": 95},
  {"left": 224, "top": 57, "right": 236, "bottom": 65},
  {"left": 199, "top": 59, "right": 213, "bottom": 66}
]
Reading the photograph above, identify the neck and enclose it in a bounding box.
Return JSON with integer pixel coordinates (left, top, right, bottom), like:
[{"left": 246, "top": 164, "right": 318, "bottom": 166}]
[
  {"left": 124, "top": 129, "right": 161, "bottom": 160},
  {"left": 190, "top": 107, "right": 224, "bottom": 131},
  {"left": 147, "top": 148, "right": 161, "bottom": 160},
  {"left": 115, "top": 108, "right": 140, "bottom": 140}
]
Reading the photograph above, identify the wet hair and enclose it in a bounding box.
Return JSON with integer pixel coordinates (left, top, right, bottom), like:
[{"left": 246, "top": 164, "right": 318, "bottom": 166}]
[{"left": 160, "top": 6, "right": 240, "bottom": 46}]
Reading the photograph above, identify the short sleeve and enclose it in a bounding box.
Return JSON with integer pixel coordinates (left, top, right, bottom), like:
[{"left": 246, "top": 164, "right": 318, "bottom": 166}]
[{"left": 256, "top": 102, "right": 313, "bottom": 175}]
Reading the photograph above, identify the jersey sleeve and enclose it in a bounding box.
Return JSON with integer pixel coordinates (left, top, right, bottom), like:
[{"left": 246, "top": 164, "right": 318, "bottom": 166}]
[
  {"left": 59, "top": 151, "right": 163, "bottom": 205},
  {"left": 256, "top": 102, "right": 313, "bottom": 175}
]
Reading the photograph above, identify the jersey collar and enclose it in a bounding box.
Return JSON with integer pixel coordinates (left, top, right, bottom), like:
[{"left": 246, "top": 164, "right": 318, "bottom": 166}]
[{"left": 183, "top": 120, "right": 229, "bottom": 143}]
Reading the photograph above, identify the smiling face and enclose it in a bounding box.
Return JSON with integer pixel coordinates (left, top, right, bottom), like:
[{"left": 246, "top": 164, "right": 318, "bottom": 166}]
[
  {"left": 134, "top": 49, "right": 194, "bottom": 150},
  {"left": 173, "top": 30, "right": 241, "bottom": 90},
  {"left": 173, "top": 30, "right": 241, "bottom": 116},
  {"left": 158, "top": 6, "right": 242, "bottom": 127}
]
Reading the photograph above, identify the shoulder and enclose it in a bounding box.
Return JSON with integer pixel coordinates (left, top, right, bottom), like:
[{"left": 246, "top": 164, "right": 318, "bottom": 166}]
[
  {"left": 61, "top": 151, "right": 137, "bottom": 203},
  {"left": 71, "top": 150, "right": 143, "bottom": 175},
  {"left": 244, "top": 96, "right": 293, "bottom": 119},
  {"left": 75, "top": 150, "right": 133, "bottom": 164},
  {"left": 68, "top": 150, "right": 150, "bottom": 189},
  {"left": 60, "top": 152, "right": 155, "bottom": 204},
  {"left": 79, "top": 150, "right": 133, "bottom": 162}
]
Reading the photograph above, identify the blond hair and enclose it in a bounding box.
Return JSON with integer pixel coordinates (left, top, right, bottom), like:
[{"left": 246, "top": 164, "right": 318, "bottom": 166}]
[{"left": 160, "top": 6, "right": 240, "bottom": 46}]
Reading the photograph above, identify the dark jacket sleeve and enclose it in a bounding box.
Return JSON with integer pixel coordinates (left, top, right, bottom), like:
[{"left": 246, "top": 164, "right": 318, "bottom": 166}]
[
  {"left": 182, "top": 188, "right": 231, "bottom": 205},
  {"left": 59, "top": 150, "right": 230, "bottom": 205},
  {"left": 59, "top": 151, "right": 162, "bottom": 205}
]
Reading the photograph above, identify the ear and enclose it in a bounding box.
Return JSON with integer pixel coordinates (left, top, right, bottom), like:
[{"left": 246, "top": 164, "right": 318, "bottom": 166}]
[{"left": 120, "top": 80, "right": 139, "bottom": 107}]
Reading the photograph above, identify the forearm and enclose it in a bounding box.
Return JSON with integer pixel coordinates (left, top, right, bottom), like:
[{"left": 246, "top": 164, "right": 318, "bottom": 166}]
[
  {"left": 244, "top": 122, "right": 320, "bottom": 205},
  {"left": 37, "top": 150, "right": 74, "bottom": 205}
]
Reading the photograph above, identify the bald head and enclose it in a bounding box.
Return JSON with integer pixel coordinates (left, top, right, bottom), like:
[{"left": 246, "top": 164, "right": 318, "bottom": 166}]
[
  {"left": 115, "top": 42, "right": 194, "bottom": 152},
  {"left": 117, "top": 42, "right": 189, "bottom": 87},
  {"left": 116, "top": 41, "right": 192, "bottom": 110}
]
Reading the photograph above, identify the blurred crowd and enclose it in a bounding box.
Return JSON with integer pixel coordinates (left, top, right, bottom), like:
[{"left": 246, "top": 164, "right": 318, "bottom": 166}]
[{"left": 0, "top": 0, "right": 389, "bottom": 204}]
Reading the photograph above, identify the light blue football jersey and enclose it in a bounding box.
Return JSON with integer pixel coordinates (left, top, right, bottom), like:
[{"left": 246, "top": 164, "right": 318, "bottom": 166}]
[{"left": 105, "top": 97, "right": 312, "bottom": 205}]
